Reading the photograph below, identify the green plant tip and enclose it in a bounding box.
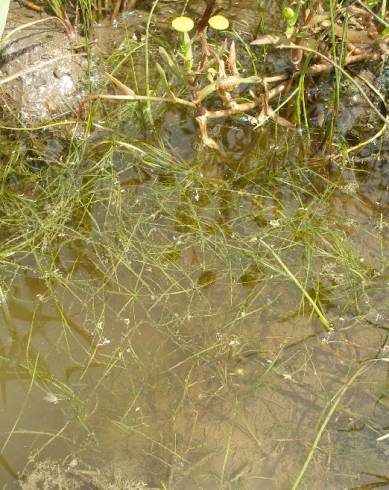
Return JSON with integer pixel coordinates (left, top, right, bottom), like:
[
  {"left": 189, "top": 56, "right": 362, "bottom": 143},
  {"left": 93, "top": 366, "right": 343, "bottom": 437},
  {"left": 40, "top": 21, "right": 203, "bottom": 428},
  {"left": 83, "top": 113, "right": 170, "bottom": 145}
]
[
  {"left": 283, "top": 7, "right": 296, "bottom": 22},
  {"left": 172, "top": 16, "right": 194, "bottom": 33},
  {"left": 208, "top": 15, "right": 230, "bottom": 31}
]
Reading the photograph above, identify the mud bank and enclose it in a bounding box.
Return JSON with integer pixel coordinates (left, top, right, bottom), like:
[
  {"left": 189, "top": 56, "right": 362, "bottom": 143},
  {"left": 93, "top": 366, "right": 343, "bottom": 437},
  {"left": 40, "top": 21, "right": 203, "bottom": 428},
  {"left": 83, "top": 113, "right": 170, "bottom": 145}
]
[{"left": 0, "top": 3, "right": 148, "bottom": 124}]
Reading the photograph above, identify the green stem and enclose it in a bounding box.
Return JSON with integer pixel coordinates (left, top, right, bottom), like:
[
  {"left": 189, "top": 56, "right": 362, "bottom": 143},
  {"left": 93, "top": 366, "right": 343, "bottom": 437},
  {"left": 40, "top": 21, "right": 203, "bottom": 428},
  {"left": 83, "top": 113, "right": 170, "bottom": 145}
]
[
  {"left": 291, "top": 362, "right": 372, "bottom": 489},
  {"left": 144, "top": 0, "right": 160, "bottom": 125},
  {"left": 260, "top": 239, "right": 331, "bottom": 330}
]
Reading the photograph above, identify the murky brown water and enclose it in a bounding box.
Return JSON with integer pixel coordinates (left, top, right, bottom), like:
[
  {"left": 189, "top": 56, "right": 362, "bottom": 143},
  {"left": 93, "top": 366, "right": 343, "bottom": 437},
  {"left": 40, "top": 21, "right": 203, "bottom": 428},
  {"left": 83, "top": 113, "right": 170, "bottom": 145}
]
[{"left": 1, "top": 1, "right": 389, "bottom": 489}]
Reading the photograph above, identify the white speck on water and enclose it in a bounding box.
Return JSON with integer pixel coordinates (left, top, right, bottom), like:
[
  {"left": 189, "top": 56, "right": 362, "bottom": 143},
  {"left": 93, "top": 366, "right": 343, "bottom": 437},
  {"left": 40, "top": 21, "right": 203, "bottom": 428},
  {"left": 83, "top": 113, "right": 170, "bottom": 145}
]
[
  {"left": 97, "top": 337, "right": 111, "bottom": 347},
  {"left": 229, "top": 339, "right": 240, "bottom": 347},
  {"left": 44, "top": 392, "right": 59, "bottom": 404}
]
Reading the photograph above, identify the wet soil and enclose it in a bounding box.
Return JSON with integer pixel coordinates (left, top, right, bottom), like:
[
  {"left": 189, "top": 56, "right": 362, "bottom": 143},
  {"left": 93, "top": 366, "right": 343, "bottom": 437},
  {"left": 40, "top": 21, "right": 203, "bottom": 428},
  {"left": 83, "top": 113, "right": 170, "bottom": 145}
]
[
  {"left": 0, "top": 4, "right": 86, "bottom": 123},
  {"left": 0, "top": 3, "right": 148, "bottom": 124}
]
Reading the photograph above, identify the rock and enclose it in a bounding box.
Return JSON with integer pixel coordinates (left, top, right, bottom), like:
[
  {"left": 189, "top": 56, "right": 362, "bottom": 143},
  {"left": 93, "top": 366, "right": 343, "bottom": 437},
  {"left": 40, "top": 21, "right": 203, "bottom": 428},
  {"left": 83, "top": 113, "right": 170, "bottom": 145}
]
[
  {"left": 0, "top": 3, "right": 153, "bottom": 125},
  {"left": 0, "top": 4, "right": 87, "bottom": 124}
]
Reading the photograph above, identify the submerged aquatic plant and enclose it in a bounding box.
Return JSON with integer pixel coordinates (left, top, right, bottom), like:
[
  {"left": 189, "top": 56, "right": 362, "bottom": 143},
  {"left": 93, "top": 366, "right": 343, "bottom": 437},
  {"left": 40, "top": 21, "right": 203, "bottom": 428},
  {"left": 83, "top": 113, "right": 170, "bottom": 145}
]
[{"left": 0, "top": 3, "right": 388, "bottom": 488}]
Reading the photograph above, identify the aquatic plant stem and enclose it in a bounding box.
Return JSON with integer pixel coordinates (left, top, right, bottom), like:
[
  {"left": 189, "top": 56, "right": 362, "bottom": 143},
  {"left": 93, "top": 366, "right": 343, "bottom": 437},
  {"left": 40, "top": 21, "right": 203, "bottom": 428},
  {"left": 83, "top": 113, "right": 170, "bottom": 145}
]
[
  {"left": 259, "top": 239, "right": 331, "bottom": 331},
  {"left": 0, "top": 356, "right": 38, "bottom": 456},
  {"left": 291, "top": 362, "right": 372, "bottom": 489},
  {"left": 89, "top": 93, "right": 196, "bottom": 108},
  {"left": 144, "top": 0, "right": 160, "bottom": 125},
  {"left": 219, "top": 398, "right": 238, "bottom": 489}
]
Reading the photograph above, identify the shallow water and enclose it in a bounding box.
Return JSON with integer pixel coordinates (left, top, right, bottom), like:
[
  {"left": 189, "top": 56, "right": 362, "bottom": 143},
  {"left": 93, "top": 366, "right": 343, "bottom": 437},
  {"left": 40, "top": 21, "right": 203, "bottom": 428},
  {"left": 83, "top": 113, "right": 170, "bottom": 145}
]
[
  {"left": 1, "top": 2, "right": 389, "bottom": 489},
  {"left": 1, "top": 116, "right": 388, "bottom": 489}
]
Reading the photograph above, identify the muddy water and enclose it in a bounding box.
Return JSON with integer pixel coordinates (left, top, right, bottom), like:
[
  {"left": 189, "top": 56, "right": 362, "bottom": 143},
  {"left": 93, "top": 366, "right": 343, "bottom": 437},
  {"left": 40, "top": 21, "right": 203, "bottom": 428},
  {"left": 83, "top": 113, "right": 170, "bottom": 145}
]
[{"left": 1, "top": 2, "right": 389, "bottom": 490}]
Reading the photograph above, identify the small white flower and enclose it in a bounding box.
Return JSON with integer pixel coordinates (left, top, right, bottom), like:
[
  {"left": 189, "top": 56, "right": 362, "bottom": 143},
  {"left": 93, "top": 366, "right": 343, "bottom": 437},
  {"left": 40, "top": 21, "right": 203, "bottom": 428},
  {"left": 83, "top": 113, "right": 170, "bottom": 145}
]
[
  {"left": 269, "top": 219, "right": 281, "bottom": 228},
  {"left": 97, "top": 337, "right": 111, "bottom": 347},
  {"left": 229, "top": 339, "right": 240, "bottom": 347},
  {"left": 44, "top": 392, "right": 59, "bottom": 404}
]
